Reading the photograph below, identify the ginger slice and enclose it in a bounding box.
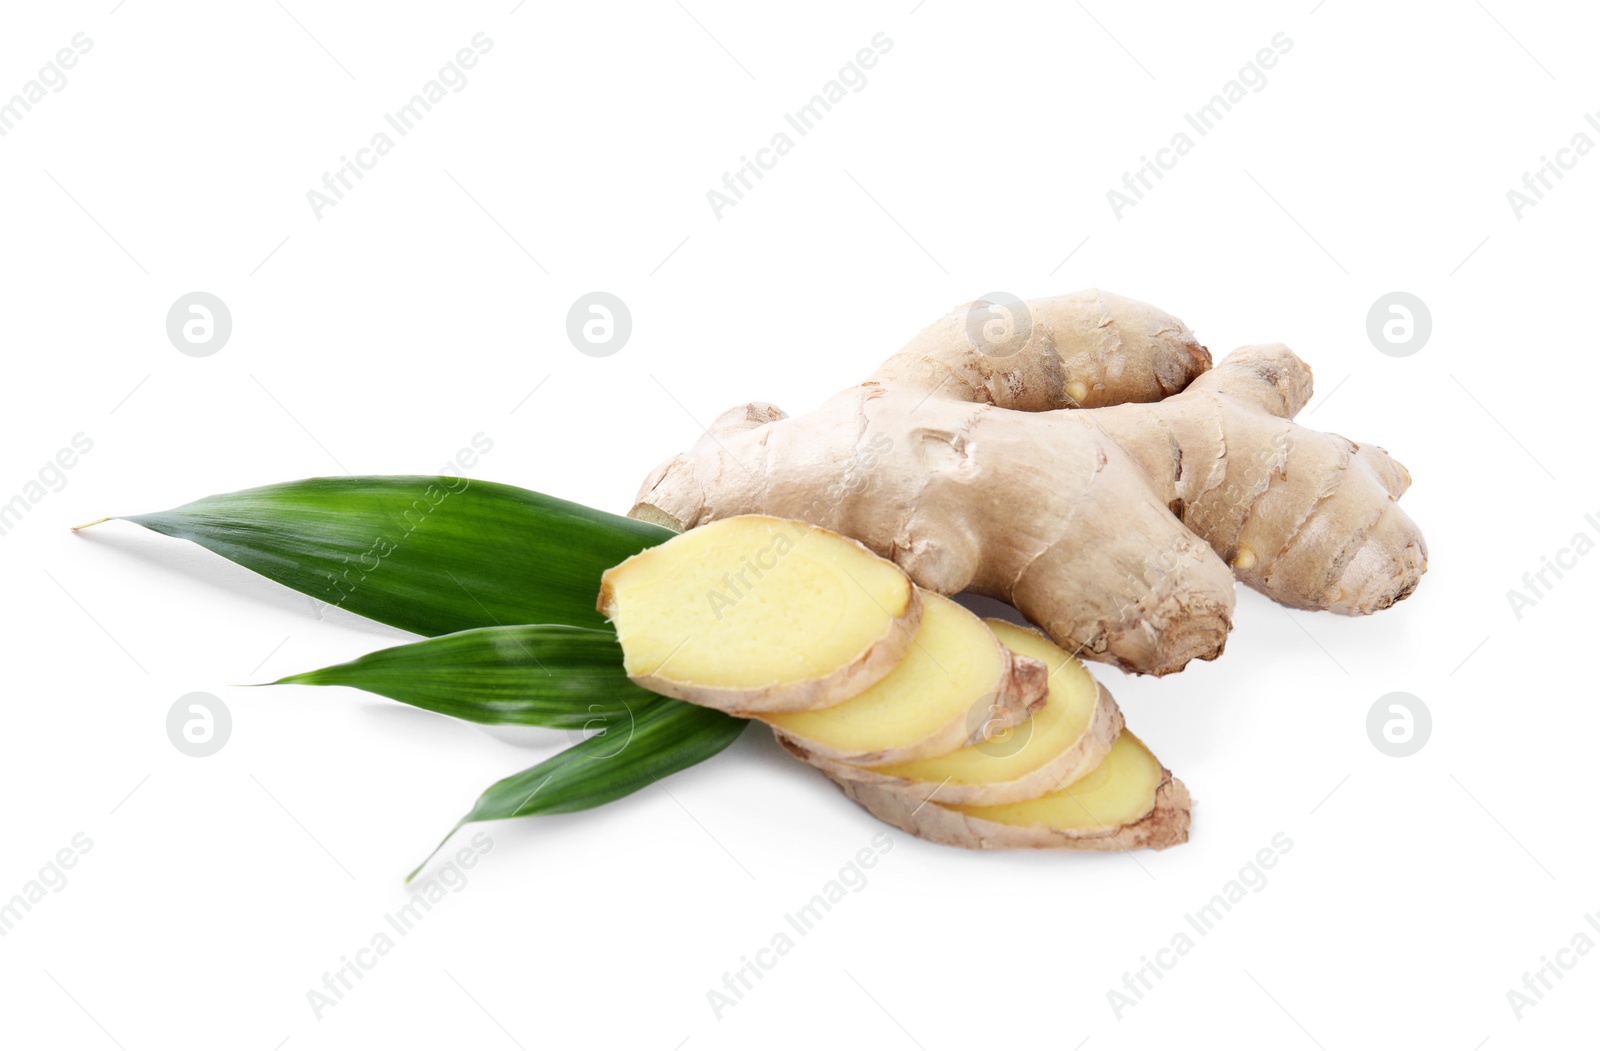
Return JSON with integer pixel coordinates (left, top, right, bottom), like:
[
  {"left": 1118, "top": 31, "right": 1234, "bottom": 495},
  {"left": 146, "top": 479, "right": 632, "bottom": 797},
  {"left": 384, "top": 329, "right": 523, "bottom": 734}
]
[
  {"left": 598, "top": 515, "right": 921, "bottom": 713},
  {"left": 831, "top": 732, "right": 1191, "bottom": 851},
  {"left": 782, "top": 618, "right": 1121, "bottom": 805},
  {"left": 765, "top": 593, "right": 1047, "bottom": 766}
]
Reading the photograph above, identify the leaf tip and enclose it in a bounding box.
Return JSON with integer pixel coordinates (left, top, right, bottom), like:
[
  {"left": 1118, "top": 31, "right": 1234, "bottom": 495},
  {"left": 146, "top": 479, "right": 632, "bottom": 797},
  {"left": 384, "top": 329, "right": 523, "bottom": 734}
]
[{"left": 406, "top": 820, "right": 466, "bottom": 884}]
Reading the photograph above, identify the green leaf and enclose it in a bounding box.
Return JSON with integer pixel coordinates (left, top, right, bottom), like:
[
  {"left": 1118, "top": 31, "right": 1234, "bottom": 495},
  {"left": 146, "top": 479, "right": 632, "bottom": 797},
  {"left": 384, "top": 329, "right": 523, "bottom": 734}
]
[
  {"left": 272, "top": 624, "right": 657, "bottom": 729},
  {"left": 105, "top": 475, "right": 747, "bottom": 879},
  {"left": 117, "top": 476, "right": 671, "bottom": 637},
  {"left": 408, "top": 697, "right": 747, "bottom": 881}
]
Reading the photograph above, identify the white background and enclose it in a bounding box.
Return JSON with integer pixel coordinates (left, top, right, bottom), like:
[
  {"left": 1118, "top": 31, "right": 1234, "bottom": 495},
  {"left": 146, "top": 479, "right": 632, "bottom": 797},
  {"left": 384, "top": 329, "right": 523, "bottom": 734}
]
[{"left": 2, "top": 0, "right": 1596, "bottom": 1047}]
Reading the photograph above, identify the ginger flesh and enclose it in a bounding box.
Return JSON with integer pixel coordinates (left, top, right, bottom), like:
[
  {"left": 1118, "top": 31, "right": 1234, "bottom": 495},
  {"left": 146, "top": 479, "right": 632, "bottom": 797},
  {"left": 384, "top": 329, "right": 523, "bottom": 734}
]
[
  {"left": 954, "top": 732, "right": 1162, "bottom": 829},
  {"left": 598, "top": 515, "right": 919, "bottom": 712},
  {"left": 828, "top": 730, "right": 1189, "bottom": 851},
  {"left": 598, "top": 517, "right": 1191, "bottom": 849},
  {"left": 871, "top": 619, "right": 1108, "bottom": 785},
  {"left": 764, "top": 593, "right": 1043, "bottom": 764}
]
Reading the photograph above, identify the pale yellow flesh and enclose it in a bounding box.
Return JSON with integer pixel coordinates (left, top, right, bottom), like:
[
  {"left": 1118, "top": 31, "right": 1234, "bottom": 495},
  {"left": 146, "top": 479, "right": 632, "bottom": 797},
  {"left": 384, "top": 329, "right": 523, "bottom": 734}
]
[
  {"left": 604, "top": 516, "right": 912, "bottom": 690},
  {"left": 953, "top": 733, "right": 1162, "bottom": 829},
  {"left": 870, "top": 619, "right": 1098, "bottom": 783},
  {"left": 765, "top": 593, "right": 1000, "bottom": 752}
]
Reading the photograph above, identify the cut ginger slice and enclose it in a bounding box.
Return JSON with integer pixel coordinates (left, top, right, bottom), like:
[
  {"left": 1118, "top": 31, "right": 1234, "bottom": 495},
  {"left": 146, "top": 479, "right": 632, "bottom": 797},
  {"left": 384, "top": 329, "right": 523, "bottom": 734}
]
[
  {"left": 782, "top": 618, "right": 1122, "bottom": 805},
  {"left": 598, "top": 515, "right": 921, "bottom": 713},
  {"left": 830, "top": 732, "right": 1191, "bottom": 851},
  {"left": 765, "top": 593, "right": 1048, "bottom": 766}
]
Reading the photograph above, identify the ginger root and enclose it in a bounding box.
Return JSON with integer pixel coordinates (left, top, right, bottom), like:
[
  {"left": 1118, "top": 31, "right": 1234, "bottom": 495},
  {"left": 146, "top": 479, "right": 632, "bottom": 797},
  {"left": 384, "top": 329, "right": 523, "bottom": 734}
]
[{"left": 632, "top": 289, "right": 1427, "bottom": 676}]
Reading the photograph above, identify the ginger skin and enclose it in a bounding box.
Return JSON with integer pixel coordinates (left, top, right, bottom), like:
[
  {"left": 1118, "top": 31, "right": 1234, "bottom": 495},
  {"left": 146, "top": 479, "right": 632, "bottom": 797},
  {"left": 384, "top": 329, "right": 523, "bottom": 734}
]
[{"left": 631, "top": 290, "right": 1426, "bottom": 677}]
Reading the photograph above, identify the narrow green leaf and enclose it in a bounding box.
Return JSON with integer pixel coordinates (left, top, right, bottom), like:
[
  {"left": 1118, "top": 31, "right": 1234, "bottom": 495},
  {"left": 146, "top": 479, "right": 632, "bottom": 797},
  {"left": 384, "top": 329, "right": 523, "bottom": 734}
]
[
  {"left": 103, "top": 474, "right": 748, "bottom": 881},
  {"left": 117, "top": 476, "right": 671, "bottom": 637},
  {"left": 272, "top": 624, "right": 657, "bottom": 729},
  {"left": 409, "top": 697, "right": 747, "bottom": 881}
]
